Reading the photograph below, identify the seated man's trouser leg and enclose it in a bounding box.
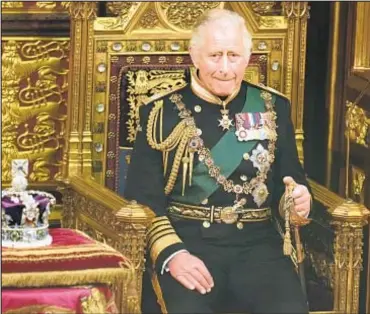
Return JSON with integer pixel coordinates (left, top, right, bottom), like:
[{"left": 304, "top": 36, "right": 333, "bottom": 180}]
[
  {"left": 151, "top": 220, "right": 308, "bottom": 314},
  {"left": 157, "top": 261, "right": 227, "bottom": 314},
  {"left": 228, "top": 236, "right": 309, "bottom": 314}
]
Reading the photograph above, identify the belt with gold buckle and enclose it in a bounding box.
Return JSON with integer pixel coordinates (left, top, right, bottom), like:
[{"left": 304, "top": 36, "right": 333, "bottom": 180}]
[{"left": 168, "top": 202, "right": 271, "bottom": 227}]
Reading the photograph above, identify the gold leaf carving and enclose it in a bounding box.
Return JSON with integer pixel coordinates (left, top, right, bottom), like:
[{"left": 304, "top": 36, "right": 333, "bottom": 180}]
[
  {"left": 346, "top": 101, "right": 369, "bottom": 147},
  {"left": 140, "top": 9, "right": 159, "bottom": 28},
  {"left": 159, "top": 2, "right": 221, "bottom": 30},
  {"left": 61, "top": 2, "right": 71, "bottom": 10},
  {"left": 98, "top": 2, "right": 140, "bottom": 30},
  {"left": 155, "top": 41, "right": 165, "bottom": 51},
  {"left": 68, "top": 2, "right": 97, "bottom": 20},
  {"left": 272, "top": 39, "right": 283, "bottom": 51},
  {"left": 106, "top": 1, "right": 135, "bottom": 16},
  {"left": 258, "top": 16, "right": 279, "bottom": 28},
  {"left": 96, "top": 41, "right": 108, "bottom": 53},
  {"left": 36, "top": 2, "right": 56, "bottom": 9},
  {"left": 250, "top": 2, "right": 276, "bottom": 15},
  {"left": 283, "top": 2, "right": 310, "bottom": 19},
  {"left": 1, "top": 40, "right": 69, "bottom": 182},
  {"left": 1, "top": 2, "right": 23, "bottom": 8},
  {"left": 124, "top": 69, "right": 187, "bottom": 143},
  {"left": 352, "top": 166, "right": 366, "bottom": 199}
]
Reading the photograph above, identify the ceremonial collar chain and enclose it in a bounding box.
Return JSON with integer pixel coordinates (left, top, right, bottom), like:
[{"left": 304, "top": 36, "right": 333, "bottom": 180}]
[
  {"left": 169, "top": 90, "right": 277, "bottom": 208},
  {"left": 190, "top": 68, "right": 240, "bottom": 131}
]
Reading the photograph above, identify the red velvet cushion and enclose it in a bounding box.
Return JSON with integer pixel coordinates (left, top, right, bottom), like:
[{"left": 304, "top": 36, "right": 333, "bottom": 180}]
[{"left": 2, "top": 228, "right": 133, "bottom": 288}]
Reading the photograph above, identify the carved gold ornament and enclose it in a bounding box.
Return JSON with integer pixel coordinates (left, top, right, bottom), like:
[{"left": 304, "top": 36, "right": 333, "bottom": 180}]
[
  {"left": 107, "top": 1, "right": 135, "bottom": 16},
  {"left": 98, "top": 2, "right": 140, "bottom": 30},
  {"left": 250, "top": 2, "right": 277, "bottom": 15},
  {"left": 159, "top": 2, "right": 221, "bottom": 30},
  {"left": 140, "top": 9, "right": 160, "bottom": 28},
  {"left": 346, "top": 101, "right": 369, "bottom": 147},
  {"left": 124, "top": 69, "right": 187, "bottom": 143},
  {"left": 352, "top": 166, "right": 366, "bottom": 199},
  {"left": 1, "top": 40, "right": 69, "bottom": 182},
  {"left": 36, "top": 2, "right": 56, "bottom": 9},
  {"left": 1, "top": 2, "right": 23, "bottom": 8}
]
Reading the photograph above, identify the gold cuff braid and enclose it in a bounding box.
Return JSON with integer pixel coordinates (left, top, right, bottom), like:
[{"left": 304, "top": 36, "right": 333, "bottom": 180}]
[{"left": 148, "top": 216, "right": 183, "bottom": 265}]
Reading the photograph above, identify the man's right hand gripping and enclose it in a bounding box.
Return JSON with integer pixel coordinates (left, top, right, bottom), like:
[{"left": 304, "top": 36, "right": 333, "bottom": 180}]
[{"left": 168, "top": 251, "right": 214, "bottom": 295}]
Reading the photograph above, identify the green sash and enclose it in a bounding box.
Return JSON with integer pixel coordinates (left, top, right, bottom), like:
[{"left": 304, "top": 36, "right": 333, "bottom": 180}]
[{"left": 172, "top": 86, "right": 276, "bottom": 204}]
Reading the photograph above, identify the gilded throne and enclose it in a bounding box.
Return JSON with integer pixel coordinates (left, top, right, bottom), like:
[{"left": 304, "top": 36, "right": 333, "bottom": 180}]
[{"left": 3, "top": 2, "right": 366, "bottom": 314}]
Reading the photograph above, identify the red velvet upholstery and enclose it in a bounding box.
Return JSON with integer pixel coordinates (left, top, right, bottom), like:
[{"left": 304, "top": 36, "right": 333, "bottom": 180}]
[
  {"left": 2, "top": 228, "right": 134, "bottom": 313},
  {"left": 2, "top": 285, "right": 118, "bottom": 314}
]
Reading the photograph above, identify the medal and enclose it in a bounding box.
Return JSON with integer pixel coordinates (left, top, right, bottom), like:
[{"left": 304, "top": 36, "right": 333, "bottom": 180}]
[{"left": 218, "top": 102, "right": 233, "bottom": 131}]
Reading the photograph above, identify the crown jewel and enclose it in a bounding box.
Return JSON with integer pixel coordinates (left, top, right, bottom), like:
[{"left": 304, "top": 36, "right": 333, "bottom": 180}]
[{"left": 2, "top": 173, "right": 56, "bottom": 248}]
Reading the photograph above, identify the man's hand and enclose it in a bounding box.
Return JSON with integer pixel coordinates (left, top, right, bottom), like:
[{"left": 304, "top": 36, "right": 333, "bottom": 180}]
[
  {"left": 168, "top": 251, "right": 214, "bottom": 294},
  {"left": 283, "top": 176, "right": 311, "bottom": 218}
]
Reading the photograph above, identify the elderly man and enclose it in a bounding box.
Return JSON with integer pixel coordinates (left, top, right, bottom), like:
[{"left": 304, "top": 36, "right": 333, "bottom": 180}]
[{"left": 125, "top": 8, "right": 311, "bottom": 314}]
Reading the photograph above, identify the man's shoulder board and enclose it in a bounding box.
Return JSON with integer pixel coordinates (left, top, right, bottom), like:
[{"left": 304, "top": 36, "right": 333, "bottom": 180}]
[
  {"left": 143, "top": 83, "right": 189, "bottom": 106},
  {"left": 245, "top": 81, "right": 289, "bottom": 101}
]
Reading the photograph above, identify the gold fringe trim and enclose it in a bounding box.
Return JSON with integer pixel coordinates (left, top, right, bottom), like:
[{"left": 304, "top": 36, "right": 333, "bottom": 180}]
[
  {"left": 4, "top": 252, "right": 126, "bottom": 262},
  {"left": 2, "top": 266, "right": 134, "bottom": 288},
  {"left": 151, "top": 273, "right": 168, "bottom": 314},
  {"left": 279, "top": 192, "right": 292, "bottom": 256}
]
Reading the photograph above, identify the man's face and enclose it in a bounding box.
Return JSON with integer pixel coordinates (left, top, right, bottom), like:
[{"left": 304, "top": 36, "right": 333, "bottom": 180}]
[{"left": 190, "top": 23, "right": 250, "bottom": 97}]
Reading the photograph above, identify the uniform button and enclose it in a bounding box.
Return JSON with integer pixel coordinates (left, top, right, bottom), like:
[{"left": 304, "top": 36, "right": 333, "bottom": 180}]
[
  {"left": 203, "top": 221, "right": 211, "bottom": 228},
  {"left": 243, "top": 153, "right": 250, "bottom": 160},
  {"left": 194, "top": 105, "right": 202, "bottom": 113},
  {"left": 196, "top": 128, "right": 202, "bottom": 136}
]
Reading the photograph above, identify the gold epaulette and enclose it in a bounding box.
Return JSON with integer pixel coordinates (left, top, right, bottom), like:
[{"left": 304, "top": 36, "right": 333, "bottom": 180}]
[
  {"left": 143, "top": 83, "right": 189, "bottom": 106},
  {"left": 246, "top": 81, "right": 290, "bottom": 100}
]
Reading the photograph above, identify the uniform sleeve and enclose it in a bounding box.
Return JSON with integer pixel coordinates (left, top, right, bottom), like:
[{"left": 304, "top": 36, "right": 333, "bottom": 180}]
[
  {"left": 272, "top": 96, "right": 312, "bottom": 212},
  {"left": 124, "top": 105, "right": 186, "bottom": 272}
]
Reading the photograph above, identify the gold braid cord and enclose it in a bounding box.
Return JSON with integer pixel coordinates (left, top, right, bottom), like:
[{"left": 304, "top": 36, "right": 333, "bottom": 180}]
[
  {"left": 279, "top": 187, "right": 294, "bottom": 256},
  {"left": 147, "top": 100, "right": 197, "bottom": 195}
]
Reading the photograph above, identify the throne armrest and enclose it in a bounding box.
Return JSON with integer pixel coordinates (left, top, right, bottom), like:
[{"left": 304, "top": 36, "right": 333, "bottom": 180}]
[
  {"left": 61, "top": 175, "right": 155, "bottom": 313},
  {"left": 306, "top": 179, "right": 369, "bottom": 313}
]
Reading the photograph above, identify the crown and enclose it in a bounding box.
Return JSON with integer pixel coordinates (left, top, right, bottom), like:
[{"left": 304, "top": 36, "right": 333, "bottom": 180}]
[{"left": 1, "top": 174, "right": 56, "bottom": 248}]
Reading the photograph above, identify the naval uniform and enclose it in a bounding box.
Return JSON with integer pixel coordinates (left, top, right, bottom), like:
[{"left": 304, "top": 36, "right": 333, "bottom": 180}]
[{"left": 124, "top": 69, "right": 310, "bottom": 314}]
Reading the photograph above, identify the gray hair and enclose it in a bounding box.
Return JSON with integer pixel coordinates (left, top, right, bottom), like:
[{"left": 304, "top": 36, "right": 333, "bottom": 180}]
[{"left": 190, "top": 9, "right": 253, "bottom": 58}]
